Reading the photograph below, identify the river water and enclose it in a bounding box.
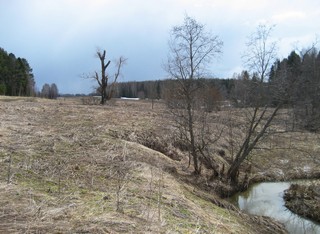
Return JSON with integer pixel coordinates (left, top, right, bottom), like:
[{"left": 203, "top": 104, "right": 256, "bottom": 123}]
[{"left": 230, "top": 182, "right": 320, "bottom": 234}]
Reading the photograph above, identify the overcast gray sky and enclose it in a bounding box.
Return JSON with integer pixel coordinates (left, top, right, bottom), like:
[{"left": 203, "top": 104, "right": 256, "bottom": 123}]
[{"left": 1, "top": 0, "right": 319, "bottom": 94}]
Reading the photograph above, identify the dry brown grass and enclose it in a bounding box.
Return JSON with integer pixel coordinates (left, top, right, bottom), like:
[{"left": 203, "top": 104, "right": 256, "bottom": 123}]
[
  {"left": 1, "top": 96, "right": 316, "bottom": 233},
  {"left": 204, "top": 107, "right": 320, "bottom": 183}
]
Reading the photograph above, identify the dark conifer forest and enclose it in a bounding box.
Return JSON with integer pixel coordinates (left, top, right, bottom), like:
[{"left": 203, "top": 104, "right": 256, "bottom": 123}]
[{"left": 0, "top": 47, "right": 35, "bottom": 96}]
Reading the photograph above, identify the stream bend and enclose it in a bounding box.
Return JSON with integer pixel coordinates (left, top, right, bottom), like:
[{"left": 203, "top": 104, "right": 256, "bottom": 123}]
[{"left": 230, "top": 182, "right": 320, "bottom": 234}]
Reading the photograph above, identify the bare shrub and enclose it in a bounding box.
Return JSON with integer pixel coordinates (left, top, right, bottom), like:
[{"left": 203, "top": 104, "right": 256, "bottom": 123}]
[
  {"left": 106, "top": 142, "right": 134, "bottom": 213},
  {"left": 81, "top": 96, "right": 100, "bottom": 105}
]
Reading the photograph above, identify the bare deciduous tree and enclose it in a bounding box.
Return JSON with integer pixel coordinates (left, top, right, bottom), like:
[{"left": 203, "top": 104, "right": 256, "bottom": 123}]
[
  {"left": 40, "top": 83, "right": 59, "bottom": 99},
  {"left": 91, "top": 49, "right": 126, "bottom": 105},
  {"left": 296, "top": 46, "right": 320, "bottom": 131},
  {"left": 111, "top": 143, "right": 133, "bottom": 213},
  {"left": 49, "top": 83, "right": 59, "bottom": 99},
  {"left": 164, "top": 15, "right": 223, "bottom": 174},
  {"left": 41, "top": 83, "right": 50, "bottom": 98},
  {"left": 227, "top": 24, "right": 282, "bottom": 183}
]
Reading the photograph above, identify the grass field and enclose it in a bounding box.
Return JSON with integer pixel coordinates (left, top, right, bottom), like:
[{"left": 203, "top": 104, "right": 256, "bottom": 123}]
[{"left": 1, "top": 96, "right": 318, "bottom": 233}]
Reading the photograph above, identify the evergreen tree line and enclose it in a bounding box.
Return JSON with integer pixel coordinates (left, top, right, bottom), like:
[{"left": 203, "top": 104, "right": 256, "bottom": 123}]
[
  {"left": 231, "top": 48, "right": 320, "bottom": 131},
  {"left": 269, "top": 49, "right": 320, "bottom": 131},
  {"left": 0, "top": 47, "right": 35, "bottom": 96}
]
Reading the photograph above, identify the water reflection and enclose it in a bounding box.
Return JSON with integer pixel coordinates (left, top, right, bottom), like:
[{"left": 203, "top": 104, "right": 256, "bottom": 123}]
[{"left": 231, "top": 182, "right": 320, "bottom": 234}]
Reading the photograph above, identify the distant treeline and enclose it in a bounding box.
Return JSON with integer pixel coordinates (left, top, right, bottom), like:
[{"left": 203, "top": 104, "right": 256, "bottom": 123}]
[
  {"left": 107, "top": 49, "right": 320, "bottom": 130},
  {"left": 109, "top": 79, "right": 235, "bottom": 100},
  {"left": 67, "top": 47, "right": 320, "bottom": 132},
  {"left": 109, "top": 49, "right": 320, "bottom": 101},
  {"left": 269, "top": 49, "right": 320, "bottom": 131},
  {"left": 0, "top": 47, "right": 35, "bottom": 96}
]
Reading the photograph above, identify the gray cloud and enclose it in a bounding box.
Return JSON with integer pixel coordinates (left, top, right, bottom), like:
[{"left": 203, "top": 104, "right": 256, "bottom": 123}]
[{"left": 1, "top": 0, "right": 319, "bottom": 94}]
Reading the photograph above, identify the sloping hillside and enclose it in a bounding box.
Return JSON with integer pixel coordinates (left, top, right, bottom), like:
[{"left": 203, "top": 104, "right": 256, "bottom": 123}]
[{"left": 0, "top": 97, "right": 289, "bottom": 233}]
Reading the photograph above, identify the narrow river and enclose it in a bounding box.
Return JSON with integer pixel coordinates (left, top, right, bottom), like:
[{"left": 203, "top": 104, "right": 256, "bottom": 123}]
[{"left": 230, "top": 182, "right": 320, "bottom": 234}]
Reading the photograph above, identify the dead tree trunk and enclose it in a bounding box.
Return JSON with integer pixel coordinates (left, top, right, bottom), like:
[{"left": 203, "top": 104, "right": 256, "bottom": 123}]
[
  {"left": 90, "top": 50, "right": 126, "bottom": 105},
  {"left": 96, "top": 50, "right": 111, "bottom": 105}
]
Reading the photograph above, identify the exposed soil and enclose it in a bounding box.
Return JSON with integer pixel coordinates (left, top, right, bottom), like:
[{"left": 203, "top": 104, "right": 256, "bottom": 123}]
[
  {"left": 1, "top": 96, "right": 318, "bottom": 233},
  {"left": 283, "top": 183, "right": 320, "bottom": 223}
]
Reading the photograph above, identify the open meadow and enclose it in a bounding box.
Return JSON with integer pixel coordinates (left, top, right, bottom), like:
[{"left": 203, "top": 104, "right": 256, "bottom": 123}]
[{"left": 1, "top": 96, "right": 319, "bottom": 233}]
